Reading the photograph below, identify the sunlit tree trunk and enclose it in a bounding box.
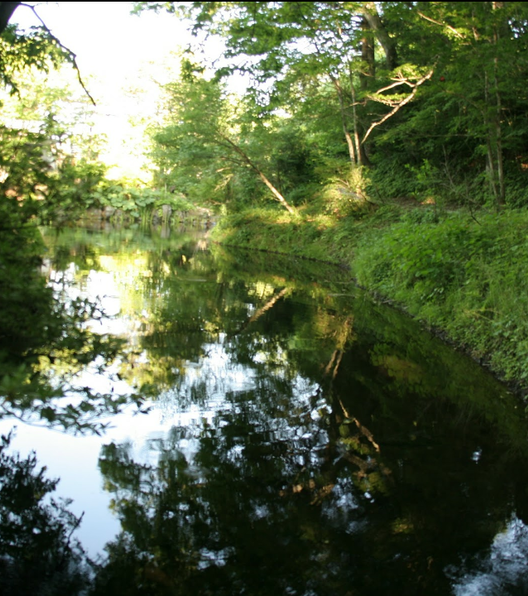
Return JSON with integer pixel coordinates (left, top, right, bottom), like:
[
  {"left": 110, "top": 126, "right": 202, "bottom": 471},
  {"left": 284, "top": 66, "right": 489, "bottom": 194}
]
[
  {"left": 332, "top": 76, "right": 357, "bottom": 166},
  {"left": 219, "top": 134, "right": 296, "bottom": 214}
]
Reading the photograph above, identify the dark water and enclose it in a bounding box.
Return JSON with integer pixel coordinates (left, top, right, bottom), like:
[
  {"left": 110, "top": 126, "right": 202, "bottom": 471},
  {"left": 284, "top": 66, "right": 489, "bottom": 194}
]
[{"left": 2, "top": 225, "right": 528, "bottom": 595}]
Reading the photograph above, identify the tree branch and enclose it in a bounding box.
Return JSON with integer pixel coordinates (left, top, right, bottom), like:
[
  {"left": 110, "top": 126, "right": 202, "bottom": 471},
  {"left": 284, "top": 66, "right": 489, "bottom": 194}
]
[
  {"left": 218, "top": 132, "right": 296, "bottom": 213},
  {"left": 19, "top": 2, "right": 96, "bottom": 105},
  {"left": 230, "top": 287, "right": 289, "bottom": 337},
  {"left": 362, "top": 69, "right": 434, "bottom": 144},
  {"left": 416, "top": 10, "right": 465, "bottom": 40},
  {"left": 374, "top": 77, "right": 415, "bottom": 95}
]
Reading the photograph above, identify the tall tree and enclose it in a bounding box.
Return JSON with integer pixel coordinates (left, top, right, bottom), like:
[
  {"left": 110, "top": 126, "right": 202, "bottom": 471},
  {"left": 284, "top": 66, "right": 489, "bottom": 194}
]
[{"left": 164, "top": 1, "right": 435, "bottom": 170}]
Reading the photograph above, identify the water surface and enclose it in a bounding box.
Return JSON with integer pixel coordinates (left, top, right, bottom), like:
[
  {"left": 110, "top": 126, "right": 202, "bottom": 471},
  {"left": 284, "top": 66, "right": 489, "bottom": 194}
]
[{"left": 2, "top": 225, "right": 528, "bottom": 595}]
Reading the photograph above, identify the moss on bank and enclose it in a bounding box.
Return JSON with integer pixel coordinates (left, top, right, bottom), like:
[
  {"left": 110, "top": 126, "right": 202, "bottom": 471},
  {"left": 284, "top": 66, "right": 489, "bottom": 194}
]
[{"left": 211, "top": 205, "right": 528, "bottom": 398}]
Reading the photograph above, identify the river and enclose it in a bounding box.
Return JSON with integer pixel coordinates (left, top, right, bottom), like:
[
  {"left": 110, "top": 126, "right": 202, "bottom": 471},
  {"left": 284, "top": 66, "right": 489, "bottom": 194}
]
[{"left": 1, "top": 224, "right": 528, "bottom": 595}]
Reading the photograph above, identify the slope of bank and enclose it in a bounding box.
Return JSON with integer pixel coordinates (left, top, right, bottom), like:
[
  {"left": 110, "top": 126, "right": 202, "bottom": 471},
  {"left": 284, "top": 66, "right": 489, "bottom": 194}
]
[{"left": 211, "top": 205, "right": 528, "bottom": 399}]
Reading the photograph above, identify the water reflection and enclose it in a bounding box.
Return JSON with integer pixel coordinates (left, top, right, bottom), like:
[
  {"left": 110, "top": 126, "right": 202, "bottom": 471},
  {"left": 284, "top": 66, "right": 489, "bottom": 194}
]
[
  {"left": 0, "top": 432, "right": 91, "bottom": 596},
  {"left": 449, "top": 516, "right": 528, "bottom": 595},
  {"left": 0, "top": 212, "right": 152, "bottom": 435},
  {"left": 2, "top": 226, "right": 528, "bottom": 595}
]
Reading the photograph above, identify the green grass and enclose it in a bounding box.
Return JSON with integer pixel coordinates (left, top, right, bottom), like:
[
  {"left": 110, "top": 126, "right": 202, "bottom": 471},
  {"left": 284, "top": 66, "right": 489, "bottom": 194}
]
[{"left": 352, "top": 209, "right": 528, "bottom": 388}]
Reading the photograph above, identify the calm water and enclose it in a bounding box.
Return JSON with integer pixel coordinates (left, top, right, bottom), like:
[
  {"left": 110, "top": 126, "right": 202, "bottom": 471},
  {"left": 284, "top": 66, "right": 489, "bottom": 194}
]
[{"left": 2, "top": 225, "right": 528, "bottom": 595}]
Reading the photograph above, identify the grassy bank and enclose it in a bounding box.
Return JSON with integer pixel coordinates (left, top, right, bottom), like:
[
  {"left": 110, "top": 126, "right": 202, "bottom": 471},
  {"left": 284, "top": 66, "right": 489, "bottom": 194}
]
[{"left": 211, "top": 204, "right": 528, "bottom": 398}]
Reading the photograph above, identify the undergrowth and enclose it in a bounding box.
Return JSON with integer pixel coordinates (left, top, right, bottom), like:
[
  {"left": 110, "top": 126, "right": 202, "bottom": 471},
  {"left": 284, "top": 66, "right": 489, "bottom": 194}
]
[{"left": 353, "top": 208, "right": 528, "bottom": 389}]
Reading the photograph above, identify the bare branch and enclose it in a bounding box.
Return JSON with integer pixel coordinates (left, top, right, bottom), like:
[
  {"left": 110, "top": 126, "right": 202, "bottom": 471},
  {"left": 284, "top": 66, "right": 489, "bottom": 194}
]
[
  {"left": 362, "top": 69, "right": 434, "bottom": 144},
  {"left": 417, "top": 10, "right": 465, "bottom": 40},
  {"left": 374, "top": 77, "right": 414, "bottom": 95},
  {"left": 218, "top": 132, "right": 296, "bottom": 214},
  {"left": 368, "top": 74, "right": 423, "bottom": 107},
  {"left": 19, "top": 2, "right": 96, "bottom": 105}
]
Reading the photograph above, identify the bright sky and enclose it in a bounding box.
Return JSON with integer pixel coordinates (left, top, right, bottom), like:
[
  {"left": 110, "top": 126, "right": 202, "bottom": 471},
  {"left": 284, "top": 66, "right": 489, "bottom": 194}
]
[
  {"left": 9, "top": 2, "right": 207, "bottom": 179},
  {"left": 11, "top": 2, "right": 192, "bottom": 91}
]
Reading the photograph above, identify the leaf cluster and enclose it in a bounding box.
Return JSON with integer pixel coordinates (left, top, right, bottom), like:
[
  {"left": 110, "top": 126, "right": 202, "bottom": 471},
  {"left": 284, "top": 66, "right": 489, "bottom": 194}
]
[{"left": 0, "top": 23, "right": 69, "bottom": 95}]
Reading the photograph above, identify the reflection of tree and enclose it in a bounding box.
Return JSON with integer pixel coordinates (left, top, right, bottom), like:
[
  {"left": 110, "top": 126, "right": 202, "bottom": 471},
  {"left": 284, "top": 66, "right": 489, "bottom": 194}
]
[
  {"left": 0, "top": 218, "right": 143, "bottom": 433},
  {"left": 31, "top": 229, "right": 528, "bottom": 594},
  {"left": 94, "top": 377, "right": 358, "bottom": 595},
  {"left": 41, "top": 228, "right": 362, "bottom": 406},
  {"left": 92, "top": 281, "right": 528, "bottom": 595},
  {"left": 0, "top": 433, "right": 91, "bottom": 596}
]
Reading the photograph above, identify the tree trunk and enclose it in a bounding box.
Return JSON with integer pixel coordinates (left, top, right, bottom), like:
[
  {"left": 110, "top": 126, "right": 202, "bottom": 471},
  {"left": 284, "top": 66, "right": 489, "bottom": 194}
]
[
  {"left": 361, "top": 16, "right": 376, "bottom": 89},
  {"left": 492, "top": 2, "right": 505, "bottom": 206},
  {"left": 0, "top": 2, "right": 20, "bottom": 34},
  {"left": 332, "top": 76, "right": 357, "bottom": 166},
  {"left": 361, "top": 2, "right": 397, "bottom": 70},
  {"left": 349, "top": 79, "right": 362, "bottom": 167},
  {"left": 484, "top": 65, "right": 505, "bottom": 209},
  {"left": 219, "top": 134, "right": 296, "bottom": 214}
]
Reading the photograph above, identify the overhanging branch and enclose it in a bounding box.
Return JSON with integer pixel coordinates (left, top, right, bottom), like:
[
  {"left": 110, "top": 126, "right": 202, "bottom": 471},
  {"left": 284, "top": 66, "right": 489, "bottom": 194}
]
[
  {"left": 417, "top": 10, "right": 465, "bottom": 40},
  {"left": 19, "top": 2, "right": 96, "bottom": 105}
]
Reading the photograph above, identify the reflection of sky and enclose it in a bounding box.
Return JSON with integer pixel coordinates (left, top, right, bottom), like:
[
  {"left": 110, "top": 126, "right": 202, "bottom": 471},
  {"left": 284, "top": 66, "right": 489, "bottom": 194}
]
[
  {"left": 116, "top": 335, "right": 325, "bottom": 477},
  {"left": 0, "top": 342, "right": 322, "bottom": 559},
  {"left": 449, "top": 516, "right": 528, "bottom": 595},
  {"left": 0, "top": 256, "right": 323, "bottom": 559}
]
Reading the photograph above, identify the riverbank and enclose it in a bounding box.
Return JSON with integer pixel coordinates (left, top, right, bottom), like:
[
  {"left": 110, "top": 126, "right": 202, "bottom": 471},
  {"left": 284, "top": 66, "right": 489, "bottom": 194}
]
[{"left": 210, "top": 204, "right": 528, "bottom": 399}]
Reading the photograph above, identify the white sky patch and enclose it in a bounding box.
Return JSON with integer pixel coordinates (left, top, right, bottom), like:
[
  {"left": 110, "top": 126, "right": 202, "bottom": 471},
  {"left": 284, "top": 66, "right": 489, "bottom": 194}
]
[
  {"left": 8, "top": 3, "right": 195, "bottom": 178},
  {"left": 11, "top": 2, "right": 188, "bottom": 89},
  {"left": 7, "top": 2, "right": 250, "bottom": 179}
]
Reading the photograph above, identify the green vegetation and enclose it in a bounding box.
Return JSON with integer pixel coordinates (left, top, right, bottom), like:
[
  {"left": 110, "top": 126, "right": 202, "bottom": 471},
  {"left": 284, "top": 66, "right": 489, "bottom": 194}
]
[
  {"left": 353, "top": 208, "right": 528, "bottom": 390},
  {"left": 0, "top": 7, "right": 151, "bottom": 431},
  {"left": 142, "top": 2, "right": 528, "bottom": 214},
  {"left": 135, "top": 1, "right": 528, "bottom": 396},
  {"left": 3, "top": 4, "right": 528, "bottom": 591}
]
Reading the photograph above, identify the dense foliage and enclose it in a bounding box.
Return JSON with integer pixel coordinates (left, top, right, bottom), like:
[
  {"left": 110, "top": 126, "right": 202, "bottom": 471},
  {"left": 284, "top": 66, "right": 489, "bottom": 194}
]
[
  {"left": 143, "top": 1, "right": 528, "bottom": 213},
  {"left": 0, "top": 8, "right": 152, "bottom": 432},
  {"left": 138, "top": 1, "right": 528, "bottom": 395}
]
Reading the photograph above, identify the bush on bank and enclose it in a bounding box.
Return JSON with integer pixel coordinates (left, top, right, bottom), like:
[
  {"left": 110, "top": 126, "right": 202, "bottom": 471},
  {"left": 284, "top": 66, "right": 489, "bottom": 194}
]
[{"left": 212, "top": 205, "right": 528, "bottom": 396}]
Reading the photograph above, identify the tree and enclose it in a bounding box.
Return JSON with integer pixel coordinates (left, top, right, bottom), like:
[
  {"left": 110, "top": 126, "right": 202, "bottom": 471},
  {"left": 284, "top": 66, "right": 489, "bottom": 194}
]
[
  {"left": 151, "top": 60, "right": 296, "bottom": 213},
  {"left": 139, "top": 1, "right": 439, "bottom": 212},
  {"left": 0, "top": 1, "right": 94, "bottom": 102},
  {"left": 0, "top": 4, "right": 146, "bottom": 432},
  {"left": 375, "top": 1, "right": 528, "bottom": 208},
  {"left": 140, "top": 1, "right": 528, "bottom": 209}
]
